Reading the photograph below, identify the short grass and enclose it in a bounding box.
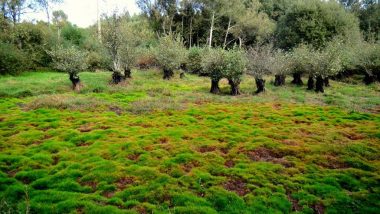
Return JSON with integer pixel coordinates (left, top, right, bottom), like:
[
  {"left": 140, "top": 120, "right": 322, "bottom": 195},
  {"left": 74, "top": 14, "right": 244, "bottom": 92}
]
[{"left": 0, "top": 70, "right": 379, "bottom": 213}]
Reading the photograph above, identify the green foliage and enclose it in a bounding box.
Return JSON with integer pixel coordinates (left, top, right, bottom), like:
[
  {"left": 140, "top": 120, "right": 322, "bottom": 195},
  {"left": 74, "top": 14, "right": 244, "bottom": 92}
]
[
  {"left": 48, "top": 46, "right": 88, "bottom": 75},
  {"left": 155, "top": 34, "right": 186, "bottom": 71},
  {"left": 356, "top": 41, "right": 380, "bottom": 77},
  {"left": 276, "top": 0, "right": 361, "bottom": 49},
  {"left": 201, "top": 48, "right": 228, "bottom": 81},
  {"left": 0, "top": 42, "right": 28, "bottom": 75},
  {"left": 246, "top": 44, "right": 274, "bottom": 78},
  {"left": 186, "top": 47, "right": 205, "bottom": 74}
]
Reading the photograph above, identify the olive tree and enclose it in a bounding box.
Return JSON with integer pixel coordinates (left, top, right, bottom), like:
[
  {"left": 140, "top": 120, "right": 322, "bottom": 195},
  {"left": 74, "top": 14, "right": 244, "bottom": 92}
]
[
  {"left": 48, "top": 46, "right": 88, "bottom": 90},
  {"left": 201, "top": 48, "right": 246, "bottom": 95},
  {"left": 201, "top": 48, "right": 226, "bottom": 94},
  {"left": 186, "top": 47, "right": 205, "bottom": 75},
  {"left": 155, "top": 34, "right": 186, "bottom": 80},
  {"left": 307, "top": 41, "right": 343, "bottom": 93},
  {"left": 224, "top": 49, "right": 247, "bottom": 95},
  {"left": 288, "top": 44, "right": 314, "bottom": 86},
  {"left": 272, "top": 50, "right": 292, "bottom": 86},
  {"left": 246, "top": 45, "right": 273, "bottom": 93},
  {"left": 357, "top": 42, "right": 380, "bottom": 84}
]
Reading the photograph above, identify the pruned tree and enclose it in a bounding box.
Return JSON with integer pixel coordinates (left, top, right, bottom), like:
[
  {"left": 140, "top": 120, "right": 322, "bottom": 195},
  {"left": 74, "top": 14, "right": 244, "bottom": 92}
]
[
  {"left": 246, "top": 44, "right": 273, "bottom": 93},
  {"left": 48, "top": 46, "right": 88, "bottom": 91},
  {"left": 102, "top": 12, "right": 124, "bottom": 84},
  {"left": 155, "top": 34, "right": 186, "bottom": 80},
  {"left": 356, "top": 41, "right": 380, "bottom": 84},
  {"left": 201, "top": 48, "right": 246, "bottom": 95},
  {"left": 272, "top": 50, "right": 291, "bottom": 86}
]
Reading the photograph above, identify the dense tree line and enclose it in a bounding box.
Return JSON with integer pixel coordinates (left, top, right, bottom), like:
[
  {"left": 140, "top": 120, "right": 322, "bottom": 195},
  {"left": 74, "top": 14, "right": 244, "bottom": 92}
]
[{"left": 0, "top": 0, "right": 379, "bottom": 94}]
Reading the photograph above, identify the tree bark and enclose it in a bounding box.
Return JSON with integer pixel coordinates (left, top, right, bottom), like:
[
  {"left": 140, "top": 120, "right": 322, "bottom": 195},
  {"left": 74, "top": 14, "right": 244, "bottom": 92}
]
[
  {"left": 291, "top": 73, "right": 303, "bottom": 85},
  {"left": 255, "top": 78, "right": 265, "bottom": 94},
  {"left": 163, "top": 68, "right": 174, "bottom": 80},
  {"left": 112, "top": 71, "right": 124, "bottom": 84},
  {"left": 180, "top": 72, "right": 185, "bottom": 79},
  {"left": 228, "top": 79, "right": 241, "bottom": 95},
  {"left": 208, "top": 11, "right": 215, "bottom": 48},
  {"left": 274, "top": 74, "right": 286, "bottom": 86},
  {"left": 210, "top": 79, "right": 220, "bottom": 94},
  {"left": 124, "top": 67, "right": 131, "bottom": 79},
  {"left": 69, "top": 73, "right": 80, "bottom": 90},
  {"left": 315, "top": 76, "right": 324, "bottom": 93},
  {"left": 364, "top": 73, "right": 375, "bottom": 85},
  {"left": 223, "top": 17, "right": 231, "bottom": 49},
  {"left": 324, "top": 77, "right": 330, "bottom": 87},
  {"left": 307, "top": 76, "right": 314, "bottom": 90}
]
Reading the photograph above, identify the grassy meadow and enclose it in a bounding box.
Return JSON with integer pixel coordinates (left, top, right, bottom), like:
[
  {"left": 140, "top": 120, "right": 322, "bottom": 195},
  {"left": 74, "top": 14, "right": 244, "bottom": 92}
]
[{"left": 0, "top": 70, "right": 379, "bottom": 213}]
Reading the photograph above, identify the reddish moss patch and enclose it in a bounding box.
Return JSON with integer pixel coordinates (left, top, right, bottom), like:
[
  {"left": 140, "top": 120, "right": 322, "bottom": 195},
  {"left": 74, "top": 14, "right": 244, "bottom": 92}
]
[
  {"left": 102, "top": 191, "right": 115, "bottom": 198},
  {"left": 79, "top": 180, "right": 97, "bottom": 192},
  {"left": 272, "top": 103, "right": 282, "bottom": 110},
  {"left": 157, "top": 137, "right": 169, "bottom": 144},
  {"left": 117, "top": 177, "right": 134, "bottom": 190},
  {"left": 223, "top": 178, "right": 250, "bottom": 196},
  {"left": 78, "top": 124, "right": 93, "bottom": 133},
  {"left": 341, "top": 132, "right": 365, "bottom": 140},
  {"left": 247, "top": 147, "right": 294, "bottom": 167},
  {"left": 318, "top": 155, "right": 349, "bottom": 169},
  {"left": 182, "top": 161, "right": 200, "bottom": 173},
  {"left": 127, "top": 153, "right": 141, "bottom": 161},
  {"left": 224, "top": 160, "right": 235, "bottom": 168},
  {"left": 220, "top": 147, "right": 229, "bottom": 154},
  {"left": 287, "top": 193, "right": 301, "bottom": 212},
  {"left": 197, "top": 146, "right": 217, "bottom": 153},
  {"left": 312, "top": 202, "right": 325, "bottom": 214}
]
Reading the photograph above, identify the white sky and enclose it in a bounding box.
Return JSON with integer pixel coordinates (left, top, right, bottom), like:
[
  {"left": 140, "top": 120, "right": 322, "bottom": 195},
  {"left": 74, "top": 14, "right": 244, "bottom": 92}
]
[{"left": 25, "top": 0, "right": 141, "bottom": 28}]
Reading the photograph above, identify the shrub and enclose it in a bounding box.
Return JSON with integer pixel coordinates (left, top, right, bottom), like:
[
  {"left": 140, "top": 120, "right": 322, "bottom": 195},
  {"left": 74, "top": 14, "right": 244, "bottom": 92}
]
[
  {"left": 155, "top": 34, "right": 186, "bottom": 80},
  {"left": 0, "top": 42, "right": 28, "bottom": 75}
]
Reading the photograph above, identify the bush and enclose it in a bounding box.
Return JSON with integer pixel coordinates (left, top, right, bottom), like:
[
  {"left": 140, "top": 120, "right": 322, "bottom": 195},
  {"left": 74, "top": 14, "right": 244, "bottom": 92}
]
[
  {"left": 155, "top": 34, "right": 186, "bottom": 79},
  {"left": 0, "top": 42, "right": 28, "bottom": 75}
]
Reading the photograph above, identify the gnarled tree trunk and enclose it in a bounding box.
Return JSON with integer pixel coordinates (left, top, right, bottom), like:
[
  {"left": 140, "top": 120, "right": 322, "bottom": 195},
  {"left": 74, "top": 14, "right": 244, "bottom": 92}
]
[
  {"left": 307, "top": 76, "right": 314, "bottom": 90},
  {"left": 315, "top": 76, "right": 324, "bottom": 93},
  {"left": 274, "top": 74, "right": 286, "bottom": 86},
  {"left": 364, "top": 73, "right": 375, "bottom": 85},
  {"left": 255, "top": 78, "right": 265, "bottom": 94},
  {"left": 124, "top": 67, "right": 131, "bottom": 79},
  {"left": 228, "top": 79, "right": 241, "bottom": 96},
  {"left": 69, "top": 73, "right": 81, "bottom": 91},
  {"left": 163, "top": 68, "right": 174, "bottom": 80},
  {"left": 324, "top": 77, "right": 330, "bottom": 87},
  {"left": 210, "top": 79, "right": 220, "bottom": 94},
  {"left": 180, "top": 72, "right": 185, "bottom": 79},
  {"left": 112, "top": 71, "right": 124, "bottom": 84},
  {"left": 291, "top": 73, "right": 303, "bottom": 85}
]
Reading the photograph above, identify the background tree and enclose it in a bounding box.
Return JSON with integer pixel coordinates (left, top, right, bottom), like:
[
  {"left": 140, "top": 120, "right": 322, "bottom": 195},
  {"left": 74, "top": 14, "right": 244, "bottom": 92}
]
[
  {"left": 48, "top": 46, "right": 88, "bottom": 90},
  {"left": 52, "top": 10, "right": 67, "bottom": 42},
  {"left": 155, "top": 34, "right": 186, "bottom": 80},
  {"left": 36, "top": 0, "right": 63, "bottom": 25},
  {"left": 275, "top": 0, "right": 361, "bottom": 50}
]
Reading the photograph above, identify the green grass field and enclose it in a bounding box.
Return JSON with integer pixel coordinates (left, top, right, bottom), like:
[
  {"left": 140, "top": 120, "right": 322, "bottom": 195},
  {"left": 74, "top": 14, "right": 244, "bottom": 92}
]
[{"left": 0, "top": 70, "right": 379, "bottom": 213}]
